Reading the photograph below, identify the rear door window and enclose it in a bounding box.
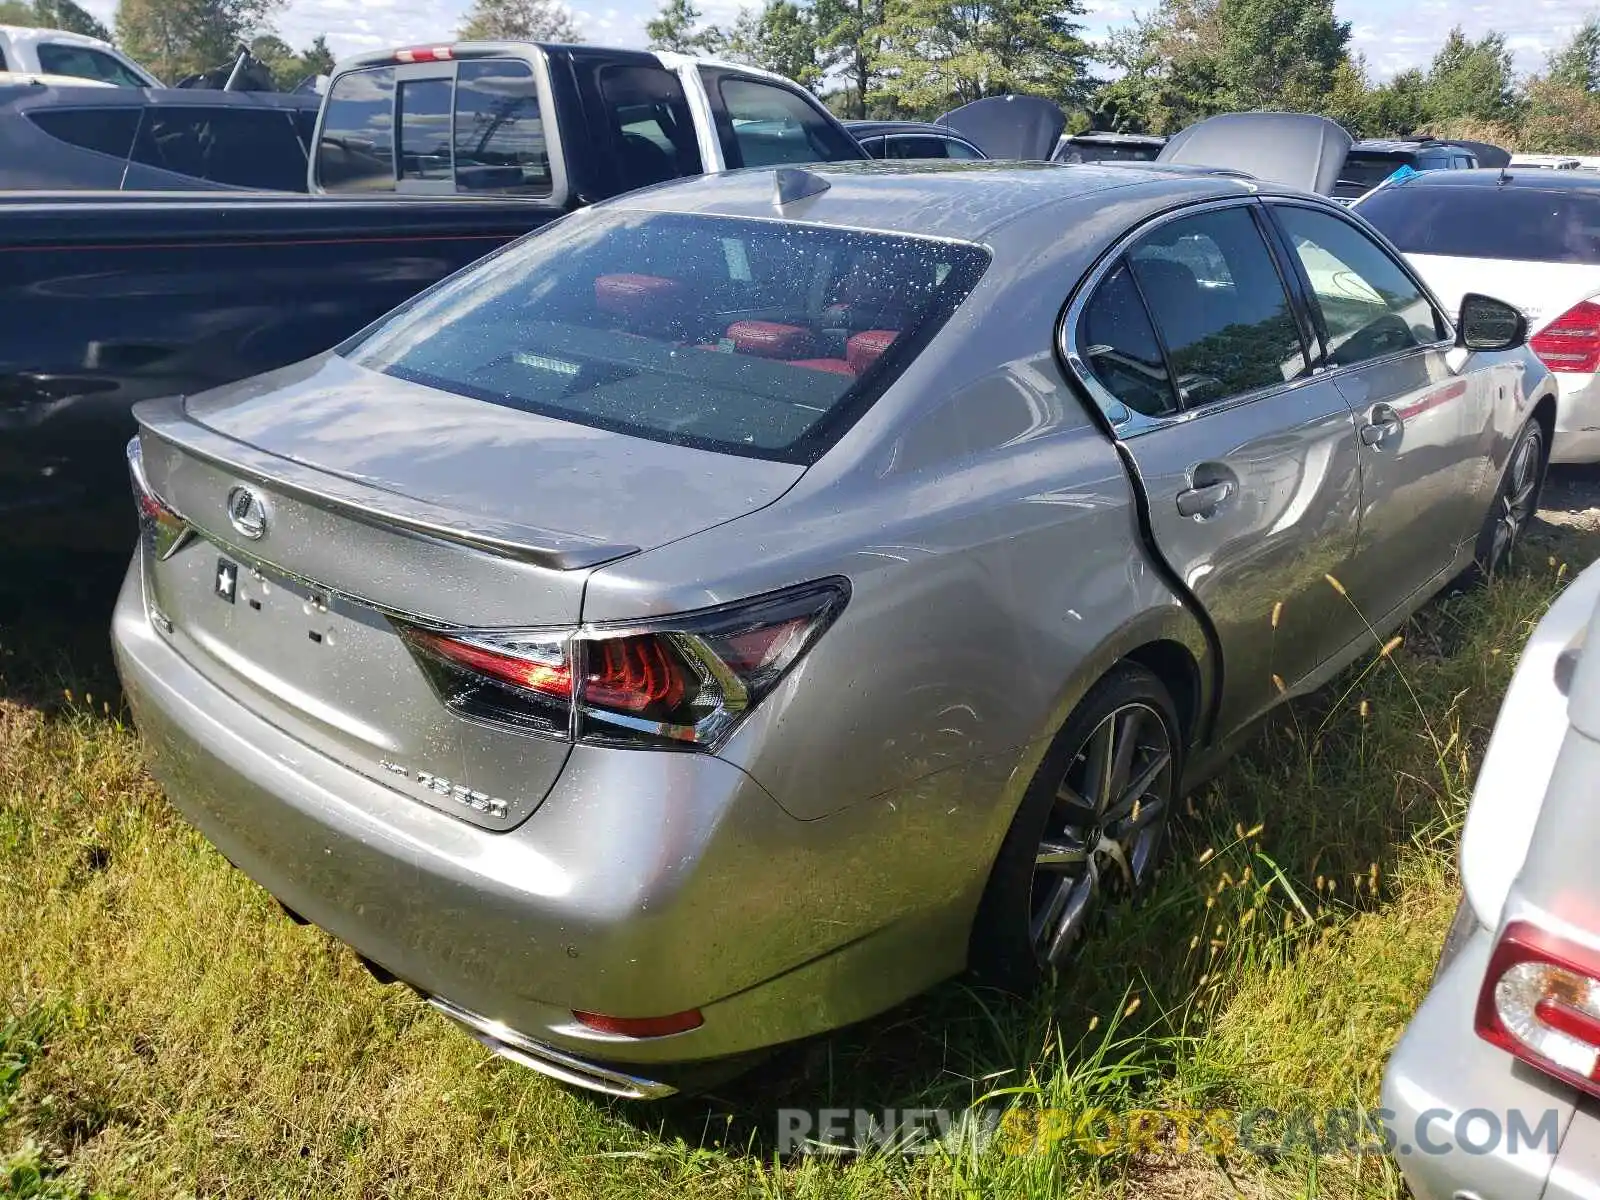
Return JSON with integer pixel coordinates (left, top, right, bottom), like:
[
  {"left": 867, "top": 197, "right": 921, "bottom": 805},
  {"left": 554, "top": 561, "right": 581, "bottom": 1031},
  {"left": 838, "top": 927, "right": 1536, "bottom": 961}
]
[
  {"left": 131, "top": 107, "right": 309, "bottom": 189},
  {"left": 317, "top": 66, "right": 396, "bottom": 192},
  {"left": 1127, "top": 206, "right": 1309, "bottom": 408},
  {"left": 343, "top": 211, "right": 989, "bottom": 463},
  {"left": 1077, "top": 261, "right": 1178, "bottom": 418},
  {"left": 35, "top": 43, "right": 148, "bottom": 87},
  {"left": 453, "top": 59, "right": 550, "bottom": 194},
  {"left": 597, "top": 64, "right": 700, "bottom": 191},
  {"left": 1360, "top": 185, "right": 1600, "bottom": 264},
  {"left": 397, "top": 77, "right": 453, "bottom": 182},
  {"left": 884, "top": 135, "right": 982, "bottom": 160},
  {"left": 27, "top": 106, "right": 140, "bottom": 159},
  {"left": 711, "top": 74, "right": 860, "bottom": 167}
]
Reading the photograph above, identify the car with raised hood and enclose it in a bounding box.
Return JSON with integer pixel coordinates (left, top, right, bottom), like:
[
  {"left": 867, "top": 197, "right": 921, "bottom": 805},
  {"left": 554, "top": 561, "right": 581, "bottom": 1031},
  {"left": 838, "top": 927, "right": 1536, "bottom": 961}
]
[
  {"left": 114, "top": 155, "right": 1555, "bottom": 1099},
  {"left": 1358, "top": 168, "right": 1600, "bottom": 463},
  {"left": 1382, "top": 558, "right": 1600, "bottom": 1200},
  {"left": 0, "top": 40, "right": 863, "bottom": 562}
]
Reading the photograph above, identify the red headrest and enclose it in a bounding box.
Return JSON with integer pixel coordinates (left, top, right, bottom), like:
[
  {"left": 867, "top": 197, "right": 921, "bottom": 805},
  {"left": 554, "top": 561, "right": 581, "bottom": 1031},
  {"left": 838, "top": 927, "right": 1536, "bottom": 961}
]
[
  {"left": 788, "top": 358, "right": 857, "bottom": 377},
  {"left": 846, "top": 329, "right": 898, "bottom": 373},
  {"left": 595, "top": 274, "right": 684, "bottom": 320},
  {"left": 726, "top": 321, "right": 815, "bottom": 360}
]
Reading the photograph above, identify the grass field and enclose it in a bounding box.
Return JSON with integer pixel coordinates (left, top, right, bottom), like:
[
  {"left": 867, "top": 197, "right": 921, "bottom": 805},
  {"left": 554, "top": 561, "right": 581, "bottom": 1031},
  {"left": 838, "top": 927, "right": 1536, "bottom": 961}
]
[{"left": 2, "top": 514, "right": 1597, "bottom": 1200}]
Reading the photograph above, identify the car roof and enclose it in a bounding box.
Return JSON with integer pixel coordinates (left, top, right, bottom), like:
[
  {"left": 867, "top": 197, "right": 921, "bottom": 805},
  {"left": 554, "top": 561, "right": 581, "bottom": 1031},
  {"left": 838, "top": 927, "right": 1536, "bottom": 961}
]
[
  {"left": 608, "top": 159, "right": 1279, "bottom": 243},
  {"left": 1382, "top": 167, "right": 1600, "bottom": 192},
  {"left": 0, "top": 24, "right": 116, "bottom": 51},
  {"left": 844, "top": 120, "right": 974, "bottom": 140}
]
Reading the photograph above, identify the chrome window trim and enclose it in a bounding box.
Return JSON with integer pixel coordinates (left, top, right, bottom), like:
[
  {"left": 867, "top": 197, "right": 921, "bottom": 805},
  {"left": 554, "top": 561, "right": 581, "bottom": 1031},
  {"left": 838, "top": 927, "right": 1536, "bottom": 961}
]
[{"left": 1059, "top": 195, "right": 1322, "bottom": 439}]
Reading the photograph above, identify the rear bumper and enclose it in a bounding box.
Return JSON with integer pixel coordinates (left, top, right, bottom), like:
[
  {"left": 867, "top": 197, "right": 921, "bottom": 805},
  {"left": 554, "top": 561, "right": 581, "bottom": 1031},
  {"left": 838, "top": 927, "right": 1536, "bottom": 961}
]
[
  {"left": 1381, "top": 927, "right": 1578, "bottom": 1200},
  {"left": 1552, "top": 374, "right": 1600, "bottom": 464},
  {"left": 112, "top": 559, "right": 974, "bottom": 1076}
]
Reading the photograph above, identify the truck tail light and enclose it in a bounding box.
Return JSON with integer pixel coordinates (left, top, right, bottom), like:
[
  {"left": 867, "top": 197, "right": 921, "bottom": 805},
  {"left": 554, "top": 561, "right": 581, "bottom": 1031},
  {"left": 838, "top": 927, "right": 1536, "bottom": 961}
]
[
  {"left": 397, "top": 579, "right": 849, "bottom": 750},
  {"left": 1475, "top": 920, "right": 1600, "bottom": 1099},
  {"left": 126, "top": 437, "right": 190, "bottom": 561},
  {"left": 393, "top": 46, "right": 454, "bottom": 63},
  {"left": 1530, "top": 300, "right": 1600, "bottom": 373}
]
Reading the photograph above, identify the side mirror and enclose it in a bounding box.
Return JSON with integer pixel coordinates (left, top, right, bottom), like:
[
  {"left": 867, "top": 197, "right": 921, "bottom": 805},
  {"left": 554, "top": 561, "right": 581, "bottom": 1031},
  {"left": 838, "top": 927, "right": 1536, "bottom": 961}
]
[{"left": 1458, "top": 293, "right": 1528, "bottom": 352}]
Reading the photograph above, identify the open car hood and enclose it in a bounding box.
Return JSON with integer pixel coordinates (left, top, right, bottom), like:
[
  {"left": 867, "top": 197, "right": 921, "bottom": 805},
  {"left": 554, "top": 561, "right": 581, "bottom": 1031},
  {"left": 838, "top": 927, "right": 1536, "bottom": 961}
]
[
  {"left": 935, "top": 95, "right": 1065, "bottom": 161},
  {"left": 1157, "top": 112, "right": 1354, "bottom": 195}
]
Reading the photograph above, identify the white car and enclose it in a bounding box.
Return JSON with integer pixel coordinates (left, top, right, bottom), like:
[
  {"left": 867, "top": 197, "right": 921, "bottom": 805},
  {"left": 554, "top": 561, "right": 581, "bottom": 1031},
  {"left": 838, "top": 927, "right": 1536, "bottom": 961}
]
[
  {"left": 1382, "top": 556, "right": 1600, "bottom": 1200},
  {"left": 1358, "top": 169, "right": 1600, "bottom": 463},
  {"left": 0, "top": 25, "right": 160, "bottom": 88}
]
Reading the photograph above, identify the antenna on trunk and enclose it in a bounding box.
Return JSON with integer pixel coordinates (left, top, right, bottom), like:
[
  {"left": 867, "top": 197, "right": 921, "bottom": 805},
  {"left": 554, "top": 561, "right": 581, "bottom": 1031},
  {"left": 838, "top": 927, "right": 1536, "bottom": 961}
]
[{"left": 773, "top": 167, "right": 830, "bottom": 209}]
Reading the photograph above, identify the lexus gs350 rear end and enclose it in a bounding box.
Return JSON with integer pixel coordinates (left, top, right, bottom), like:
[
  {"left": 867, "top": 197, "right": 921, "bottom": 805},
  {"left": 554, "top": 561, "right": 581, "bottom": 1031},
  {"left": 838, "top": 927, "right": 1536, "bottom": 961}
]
[{"left": 114, "top": 160, "right": 1554, "bottom": 1097}]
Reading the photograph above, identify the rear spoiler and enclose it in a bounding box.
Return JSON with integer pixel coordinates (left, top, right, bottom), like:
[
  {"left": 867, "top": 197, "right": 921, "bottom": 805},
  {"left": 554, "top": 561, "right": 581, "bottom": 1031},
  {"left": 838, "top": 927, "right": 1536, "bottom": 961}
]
[{"left": 134, "top": 395, "right": 638, "bottom": 571}]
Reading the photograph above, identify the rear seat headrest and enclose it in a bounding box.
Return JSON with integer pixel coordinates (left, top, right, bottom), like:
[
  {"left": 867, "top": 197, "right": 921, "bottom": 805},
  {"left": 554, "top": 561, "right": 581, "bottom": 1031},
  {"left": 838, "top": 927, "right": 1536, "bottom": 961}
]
[
  {"left": 595, "top": 274, "right": 685, "bottom": 320},
  {"left": 726, "top": 320, "right": 815, "bottom": 360},
  {"left": 846, "top": 329, "right": 898, "bottom": 373}
]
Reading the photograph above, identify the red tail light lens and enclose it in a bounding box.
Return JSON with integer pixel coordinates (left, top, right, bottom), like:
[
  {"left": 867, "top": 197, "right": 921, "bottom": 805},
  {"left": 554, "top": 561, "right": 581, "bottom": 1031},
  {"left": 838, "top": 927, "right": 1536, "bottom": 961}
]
[
  {"left": 1476, "top": 921, "right": 1600, "bottom": 1097},
  {"left": 398, "top": 579, "right": 849, "bottom": 750},
  {"left": 393, "top": 45, "right": 453, "bottom": 62},
  {"left": 1531, "top": 300, "right": 1600, "bottom": 373},
  {"left": 126, "top": 437, "right": 190, "bottom": 561}
]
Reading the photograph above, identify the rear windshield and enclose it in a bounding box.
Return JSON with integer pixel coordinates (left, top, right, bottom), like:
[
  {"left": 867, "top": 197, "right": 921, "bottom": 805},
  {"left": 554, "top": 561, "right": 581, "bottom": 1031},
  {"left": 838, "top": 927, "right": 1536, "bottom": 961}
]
[
  {"left": 1361, "top": 184, "right": 1600, "bottom": 263},
  {"left": 1055, "top": 140, "right": 1162, "bottom": 164},
  {"left": 341, "top": 211, "right": 990, "bottom": 463},
  {"left": 1334, "top": 151, "right": 1413, "bottom": 197}
]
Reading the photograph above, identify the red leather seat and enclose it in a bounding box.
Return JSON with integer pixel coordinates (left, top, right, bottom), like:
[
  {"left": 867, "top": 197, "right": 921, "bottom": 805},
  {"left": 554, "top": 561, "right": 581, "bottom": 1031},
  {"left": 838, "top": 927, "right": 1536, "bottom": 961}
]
[
  {"left": 726, "top": 321, "right": 814, "bottom": 360},
  {"left": 595, "top": 274, "right": 684, "bottom": 321},
  {"left": 846, "top": 330, "right": 898, "bottom": 373},
  {"left": 788, "top": 358, "right": 857, "bottom": 376}
]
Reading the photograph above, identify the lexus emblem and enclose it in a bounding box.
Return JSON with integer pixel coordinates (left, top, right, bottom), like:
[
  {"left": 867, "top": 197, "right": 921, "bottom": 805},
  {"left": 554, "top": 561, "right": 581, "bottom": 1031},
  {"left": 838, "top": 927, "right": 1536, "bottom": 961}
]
[{"left": 225, "top": 485, "right": 268, "bottom": 540}]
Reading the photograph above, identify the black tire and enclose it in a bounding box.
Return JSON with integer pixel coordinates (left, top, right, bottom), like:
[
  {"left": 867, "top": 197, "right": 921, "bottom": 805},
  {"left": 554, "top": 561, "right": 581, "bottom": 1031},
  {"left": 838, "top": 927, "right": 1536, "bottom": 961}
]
[
  {"left": 969, "top": 663, "right": 1183, "bottom": 995},
  {"left": 1474, "top": 417, "right": 1547, "bottom": 579}
]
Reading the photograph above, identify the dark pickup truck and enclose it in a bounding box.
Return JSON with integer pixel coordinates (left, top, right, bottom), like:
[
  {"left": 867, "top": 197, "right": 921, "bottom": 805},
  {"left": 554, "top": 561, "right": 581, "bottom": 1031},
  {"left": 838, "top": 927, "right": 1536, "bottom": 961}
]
[{"left": 1, "top": 41, "right": 863, "bottom": 560}]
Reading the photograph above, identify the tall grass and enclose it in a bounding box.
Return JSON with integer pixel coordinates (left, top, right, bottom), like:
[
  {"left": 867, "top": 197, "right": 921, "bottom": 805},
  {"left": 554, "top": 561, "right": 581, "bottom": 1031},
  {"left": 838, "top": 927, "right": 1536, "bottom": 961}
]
[{"left": 0, "top": 520, "right": 1594, "bottom": 1199}]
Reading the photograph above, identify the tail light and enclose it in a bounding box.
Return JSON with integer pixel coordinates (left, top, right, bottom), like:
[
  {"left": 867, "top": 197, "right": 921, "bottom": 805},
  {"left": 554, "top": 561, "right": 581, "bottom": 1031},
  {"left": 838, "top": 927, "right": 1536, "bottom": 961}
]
[
  {"left": 126, "top": 437, "right": 191, "bottom": 560},
  {"left": 1530, "top": 300, "right": 1600, "bottom": 373},
  {"left": 398, "top": 579, "right": 849, "bottom": 751},
  {"left": 1475, "top": 920, "right": 1600, "bottom": 1098}
]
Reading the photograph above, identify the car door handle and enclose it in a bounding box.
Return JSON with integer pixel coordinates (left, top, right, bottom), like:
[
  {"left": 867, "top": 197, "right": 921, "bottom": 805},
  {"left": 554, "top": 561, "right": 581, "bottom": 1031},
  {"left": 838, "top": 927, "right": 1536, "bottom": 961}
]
[
  {"left": 1175, "top": 479, "right": 1236, "bottom": 519},
  {"left": 1360, "top": 405, "right": 1403, "bottom": 446}
]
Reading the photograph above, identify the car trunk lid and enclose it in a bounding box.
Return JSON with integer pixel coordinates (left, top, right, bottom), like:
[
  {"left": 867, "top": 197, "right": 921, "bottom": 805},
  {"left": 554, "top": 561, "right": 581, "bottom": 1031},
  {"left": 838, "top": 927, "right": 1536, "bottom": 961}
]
[{"left": 131, "top": 358, "right": 803, "bottom": 830}]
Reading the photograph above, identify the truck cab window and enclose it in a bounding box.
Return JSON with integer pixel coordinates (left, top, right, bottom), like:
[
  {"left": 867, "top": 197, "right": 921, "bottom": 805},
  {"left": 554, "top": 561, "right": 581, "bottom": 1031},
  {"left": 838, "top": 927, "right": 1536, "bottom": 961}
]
[
  {"left": 713, "top": 75, "right": 858, "bottom": 168},
  {"left": 454, "top": 59, "right": 551, "bottom": 194},
  {"left": 318, "top": 66, "right": 397, "bottom": 193},
  {"left": 36, "top": 43, "right": 148, "bottom": 87},
  {"left": 598, "top": 64, "right": 700, "bottom": 192},
  {"left": 398, "top": 78, "right": 453, "bottom": 181}
]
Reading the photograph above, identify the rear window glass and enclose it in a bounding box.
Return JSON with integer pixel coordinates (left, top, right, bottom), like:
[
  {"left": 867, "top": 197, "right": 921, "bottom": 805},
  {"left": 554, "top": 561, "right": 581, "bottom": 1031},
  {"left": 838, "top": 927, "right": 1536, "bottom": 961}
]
[
  {"left": 131, "top": 107, "right": 308, "bottom": 190},
  {"left": 455, "top": 59, "right": 550, "bottom": 194},
  {"left": 28, "top": 107, "right": 139, "bottom": 158},
  {"left": 341, "top": 212, "right": 989, "bottom": 463},
  {"left": 1055, "top": 139, "right": 1162, "bottom": 164},
  {"left": 1334, "top": 151, "right": 1412, "bottom": 197},
  {"left": 318, "top": 66, "right": 396, "bottom": 192},
  {"left": 1360, "top": 184, "right": 1600, "bottom": 263},
  {"left": 398, "top": 77, "right": 453, "bottom": 181}
]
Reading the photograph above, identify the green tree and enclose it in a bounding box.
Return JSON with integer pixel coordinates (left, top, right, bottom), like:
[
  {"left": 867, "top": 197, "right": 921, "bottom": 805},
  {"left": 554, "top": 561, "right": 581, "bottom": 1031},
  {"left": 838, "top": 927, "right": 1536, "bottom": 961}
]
[
  {"left": 1521, "top": 76, "right": 1600, "bottom": 152},
  {"left": 1208, "top": 0, "right": 1351, "bottom": 112},
  {"left": 725, "top": 0, "right": 823, "bottom": 89},
  {"left": 645, "top": 0, "right": 722, "bottom": 53},
  {"left": 1423, "top": 26, "right": 1522, "bottom": 124},
  {"left": 1360, "top": 67, "right": 1428, "bottom": 136},
  {"left": 1547, "top": 16, "right": 1600, "bottom": 93},
  {"left": 872, "top": 0, "right": 1095, "bottom": 115},
  {"left": 814, "top": 0, "right": 888, "bottom": 117},
  {"left": 0, "top": 0, "right": 112, "bottom": 39},
  {"left": 301, "top": 32, "right": 333, "bottom": 74},
  {"left": 116, "top": 0, "right": 282, "bottom": 81},
  {"left": 459, "top": 0, "right": 578, "bottom": 40}
]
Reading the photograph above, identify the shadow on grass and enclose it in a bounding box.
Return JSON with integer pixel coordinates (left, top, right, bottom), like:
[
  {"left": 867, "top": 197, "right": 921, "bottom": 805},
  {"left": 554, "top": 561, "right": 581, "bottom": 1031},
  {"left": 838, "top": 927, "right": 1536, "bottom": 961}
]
[
  {"left": 638, "top": 516, "right": 1600, "bottom": 1157},
  {"left": 0, "top": 550, "right": 126, "bottom": 712}
]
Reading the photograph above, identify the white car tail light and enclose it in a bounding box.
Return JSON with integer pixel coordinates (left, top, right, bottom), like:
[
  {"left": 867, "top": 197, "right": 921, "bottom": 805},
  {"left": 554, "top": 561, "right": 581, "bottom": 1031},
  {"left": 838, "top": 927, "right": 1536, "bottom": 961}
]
[
  {"left": 1476, "top": 920, "right": 1600, "bottom": 1097},
  {"left": 1530, "top": 300, "right": 1600, "bottom": 373},
  {"left": 398, "top": 580, "right": 849, "bottom": 751}
]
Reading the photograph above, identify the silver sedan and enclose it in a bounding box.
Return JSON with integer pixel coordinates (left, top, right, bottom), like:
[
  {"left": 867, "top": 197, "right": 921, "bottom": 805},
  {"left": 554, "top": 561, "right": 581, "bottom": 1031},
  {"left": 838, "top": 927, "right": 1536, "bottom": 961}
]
[{"left": 114, "top": 158, "right": 1556, "bottom": 1098}]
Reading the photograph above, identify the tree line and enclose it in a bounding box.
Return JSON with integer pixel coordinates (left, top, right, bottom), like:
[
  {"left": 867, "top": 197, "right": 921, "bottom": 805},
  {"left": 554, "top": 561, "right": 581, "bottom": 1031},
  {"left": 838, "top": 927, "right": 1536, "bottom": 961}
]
[{"left": 10, "top": 0, "right": 1600, "bottom": 154}]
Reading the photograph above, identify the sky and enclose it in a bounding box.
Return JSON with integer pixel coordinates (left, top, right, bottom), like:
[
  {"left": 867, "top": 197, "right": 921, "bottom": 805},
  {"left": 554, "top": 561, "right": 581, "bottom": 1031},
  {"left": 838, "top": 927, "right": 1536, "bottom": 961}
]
[{"left": 74, "top": 0, "right": 1600, "bottom": 81}]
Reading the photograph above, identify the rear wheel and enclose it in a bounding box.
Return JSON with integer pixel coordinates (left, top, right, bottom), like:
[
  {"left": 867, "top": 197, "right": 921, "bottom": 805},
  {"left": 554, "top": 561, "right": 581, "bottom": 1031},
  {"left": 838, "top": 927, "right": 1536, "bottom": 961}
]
[
  {"left": 970, "top": 664, "right": 1183, "bottom": 994},
  {"left": 1475, "top": 418, "right": 1546, "bottom": 578}
]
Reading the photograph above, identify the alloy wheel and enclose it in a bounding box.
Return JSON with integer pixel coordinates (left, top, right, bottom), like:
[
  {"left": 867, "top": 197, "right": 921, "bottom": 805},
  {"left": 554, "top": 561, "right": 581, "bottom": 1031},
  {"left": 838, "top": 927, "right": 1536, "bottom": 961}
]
[
  {"left": 1489, "top": 425, "right": 1543, "bottom": 573},
  {"left": 1029, "top": 701, "right": 1175, "bottom": 968}
]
